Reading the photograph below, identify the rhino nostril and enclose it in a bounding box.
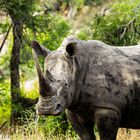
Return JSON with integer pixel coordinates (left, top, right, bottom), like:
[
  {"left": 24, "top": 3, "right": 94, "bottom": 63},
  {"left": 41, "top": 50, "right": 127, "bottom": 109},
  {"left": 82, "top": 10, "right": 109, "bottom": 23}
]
[
  {"left": 56, "top": 104, "right": 61, "bottom": 110},
  {"left": 65, "top": 83, "right": 68, "bottom": 86}
]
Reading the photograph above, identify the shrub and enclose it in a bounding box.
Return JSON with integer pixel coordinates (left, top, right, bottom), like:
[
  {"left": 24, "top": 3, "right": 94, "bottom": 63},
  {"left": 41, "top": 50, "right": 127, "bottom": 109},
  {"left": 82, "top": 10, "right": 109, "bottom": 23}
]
[
  {"left": 78, "top": 0, "right": 140, "bottom": 46},
  {"left": 0, "top": 80, "right": 11, "bottom": 125}
]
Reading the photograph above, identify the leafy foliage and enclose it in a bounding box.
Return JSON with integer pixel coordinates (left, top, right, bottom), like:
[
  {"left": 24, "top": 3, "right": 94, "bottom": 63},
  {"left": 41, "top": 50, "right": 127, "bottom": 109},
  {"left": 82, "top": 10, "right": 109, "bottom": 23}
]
[
  {"left": 0, "top": 0, "right": 38, "bottom": 21},
  {"left": 0, "top": 17, "right": 10, "bottom": 34},
  {"left": 91, "top": 0, "right": 140, "bottom": 45},
  {"left": 0, "top": 81, "right": 11, "bottom": 125},
  {"left": 28, "top": 14, "right": 70, "bottom": 50}
]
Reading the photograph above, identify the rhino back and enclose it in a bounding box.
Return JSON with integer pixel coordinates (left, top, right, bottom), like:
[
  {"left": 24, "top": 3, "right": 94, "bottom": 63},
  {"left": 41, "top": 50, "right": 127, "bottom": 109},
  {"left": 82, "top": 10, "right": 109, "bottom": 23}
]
[{"left": 118, "top": 45, "right": 140, "bottom": 65}]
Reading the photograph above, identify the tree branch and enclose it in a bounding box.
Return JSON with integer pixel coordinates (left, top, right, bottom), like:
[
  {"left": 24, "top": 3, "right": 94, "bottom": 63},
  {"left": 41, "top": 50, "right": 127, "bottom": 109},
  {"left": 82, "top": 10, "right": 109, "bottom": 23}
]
[
  {"left": 0, "top": 23, "right": 12, "bottom": 53},
  {"left": 0, "top": 121, "right": 8, "bottom": 130},
  {"left": 120, "top": 18, "right": 136, "bottom": 39}
]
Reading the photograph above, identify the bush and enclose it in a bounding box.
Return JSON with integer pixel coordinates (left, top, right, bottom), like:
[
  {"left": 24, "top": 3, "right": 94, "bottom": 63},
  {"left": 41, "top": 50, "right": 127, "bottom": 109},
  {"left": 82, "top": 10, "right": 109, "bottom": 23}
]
[
  {"left": 79, "top": 0, "right": 140, "bottom": 46},
  {"left": 24, "top": 12, "right": 70, "bottom": 50},
  {"left": 41, "top": 14, "right": 70, "bottom": 50},
  {"left": 0, "top": 17, "right": 10, "bottom": 34},
  {"left": 0, "top": 80, "right": 11, "bottom": 125}
]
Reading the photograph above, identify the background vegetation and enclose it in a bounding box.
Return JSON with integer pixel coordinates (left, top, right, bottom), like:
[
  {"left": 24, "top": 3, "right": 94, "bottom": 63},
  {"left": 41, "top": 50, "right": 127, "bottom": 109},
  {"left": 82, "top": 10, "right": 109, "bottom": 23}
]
[{"left": 0, "top": 0, "right": 140, "bottom": 139}]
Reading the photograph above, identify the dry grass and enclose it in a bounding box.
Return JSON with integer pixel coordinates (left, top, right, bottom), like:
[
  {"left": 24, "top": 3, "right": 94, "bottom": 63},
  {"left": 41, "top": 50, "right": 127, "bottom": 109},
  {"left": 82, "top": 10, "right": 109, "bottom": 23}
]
[
  {"left": 95, "top": 129, "right": 140, "bottom": 140},
  {"left": 1, "top": 128, "right": 140, "bottom": 140},
  {"left": 117, "top": 129, "right": 140, "bottom": 140}
]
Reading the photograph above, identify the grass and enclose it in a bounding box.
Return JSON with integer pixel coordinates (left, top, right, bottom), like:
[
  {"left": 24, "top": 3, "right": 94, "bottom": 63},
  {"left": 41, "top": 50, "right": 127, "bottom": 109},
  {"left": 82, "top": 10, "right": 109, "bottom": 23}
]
[
  {"left": 1, "top": 126, "right": 78, "bottom": 140},
  {"left": 117, "top": 129, "right": 140, "bottom": 140},
  {"left": 1, "top": 126, "right": 140, "bottom": 140}
]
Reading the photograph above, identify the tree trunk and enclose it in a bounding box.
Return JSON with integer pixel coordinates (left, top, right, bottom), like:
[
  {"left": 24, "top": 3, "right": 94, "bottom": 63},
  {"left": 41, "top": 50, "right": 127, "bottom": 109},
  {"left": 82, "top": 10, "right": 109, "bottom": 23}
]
[
  {"left": 9, "top": 20, "right": 38, "bottom": 126},
  {"left": 10, "top": 20, "right": 23, "bottom": 126}
]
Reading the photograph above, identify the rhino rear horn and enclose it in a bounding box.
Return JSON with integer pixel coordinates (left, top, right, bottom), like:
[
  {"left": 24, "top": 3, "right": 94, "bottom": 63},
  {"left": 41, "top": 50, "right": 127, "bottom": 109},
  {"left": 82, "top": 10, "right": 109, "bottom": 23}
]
[
  {"left": 31, "top": 40, "right": 51, "bottom": 57},
  {"left": 32, "top": 49, "right": 51, "bottom": 96}
]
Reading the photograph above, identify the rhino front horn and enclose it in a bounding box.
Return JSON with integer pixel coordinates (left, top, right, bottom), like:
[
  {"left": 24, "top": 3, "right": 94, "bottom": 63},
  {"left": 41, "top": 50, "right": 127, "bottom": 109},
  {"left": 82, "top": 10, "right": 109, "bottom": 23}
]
[{"left": 32, "top": 49, "right": 51, "bottom": 96}]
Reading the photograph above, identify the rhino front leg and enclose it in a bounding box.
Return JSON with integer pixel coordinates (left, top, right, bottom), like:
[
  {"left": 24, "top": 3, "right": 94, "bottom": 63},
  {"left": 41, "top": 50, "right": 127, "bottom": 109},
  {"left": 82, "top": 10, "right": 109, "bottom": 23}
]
[
  {"left": 95, "top": 108, "right": 120, "bottom": 140},
  {"left": 67, "top": 110, "right": 96, "bottom": 140}
]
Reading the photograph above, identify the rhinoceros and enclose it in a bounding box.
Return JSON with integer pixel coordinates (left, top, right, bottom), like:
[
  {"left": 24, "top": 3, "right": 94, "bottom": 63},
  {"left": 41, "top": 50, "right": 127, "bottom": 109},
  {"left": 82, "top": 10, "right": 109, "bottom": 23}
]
[{"left": 31, "top": 36, "right": 140, "bottom": 140}]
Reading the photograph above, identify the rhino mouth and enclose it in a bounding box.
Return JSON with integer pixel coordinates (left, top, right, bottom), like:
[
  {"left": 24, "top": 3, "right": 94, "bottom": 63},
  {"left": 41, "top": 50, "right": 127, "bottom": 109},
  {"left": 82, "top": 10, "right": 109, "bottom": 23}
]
[
  {"left": 36, "top": 105, "right": 62, "bottom": 116},
  {"left": 36, "top": 96, "right": 63, "bottom": 116},
  {"left": 36, "top": 108, "right": 62, "bottom": 116}
]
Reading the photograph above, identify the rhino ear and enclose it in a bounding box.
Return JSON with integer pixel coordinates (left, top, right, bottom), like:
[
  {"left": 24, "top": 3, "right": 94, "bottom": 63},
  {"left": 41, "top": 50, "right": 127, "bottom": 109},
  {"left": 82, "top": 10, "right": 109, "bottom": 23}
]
[
  {"left": 66, "top": 42, "right": 77, "bottom": 57},
  {"left": 31, "top": 40, "right": 51, "bottom": 57}
]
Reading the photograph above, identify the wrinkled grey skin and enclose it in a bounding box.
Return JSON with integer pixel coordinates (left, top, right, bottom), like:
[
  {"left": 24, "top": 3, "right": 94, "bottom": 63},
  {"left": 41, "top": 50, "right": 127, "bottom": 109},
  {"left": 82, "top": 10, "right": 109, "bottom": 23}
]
[{"left": 31, "top": 36, "right": 140, "bottom": 140}]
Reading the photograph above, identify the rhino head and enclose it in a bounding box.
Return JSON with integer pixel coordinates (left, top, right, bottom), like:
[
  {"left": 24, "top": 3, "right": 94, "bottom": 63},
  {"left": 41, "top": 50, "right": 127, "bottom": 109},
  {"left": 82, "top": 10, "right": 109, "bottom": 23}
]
[{"left": 31, "top": 38, "right": 78, "bottom": 116}]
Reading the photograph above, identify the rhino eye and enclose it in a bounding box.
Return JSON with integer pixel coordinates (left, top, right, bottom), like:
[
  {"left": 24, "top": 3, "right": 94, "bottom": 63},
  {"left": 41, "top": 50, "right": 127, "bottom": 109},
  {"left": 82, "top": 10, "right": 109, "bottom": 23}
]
[
  {"left": 49, "top": 77, "right": 55, "bottom": 82},
  {"left": 48, "top": 74, "right": 55, "bottom": 82},
  {"left": 46, "top": 70, "right": 56, "bottom": 82}
]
